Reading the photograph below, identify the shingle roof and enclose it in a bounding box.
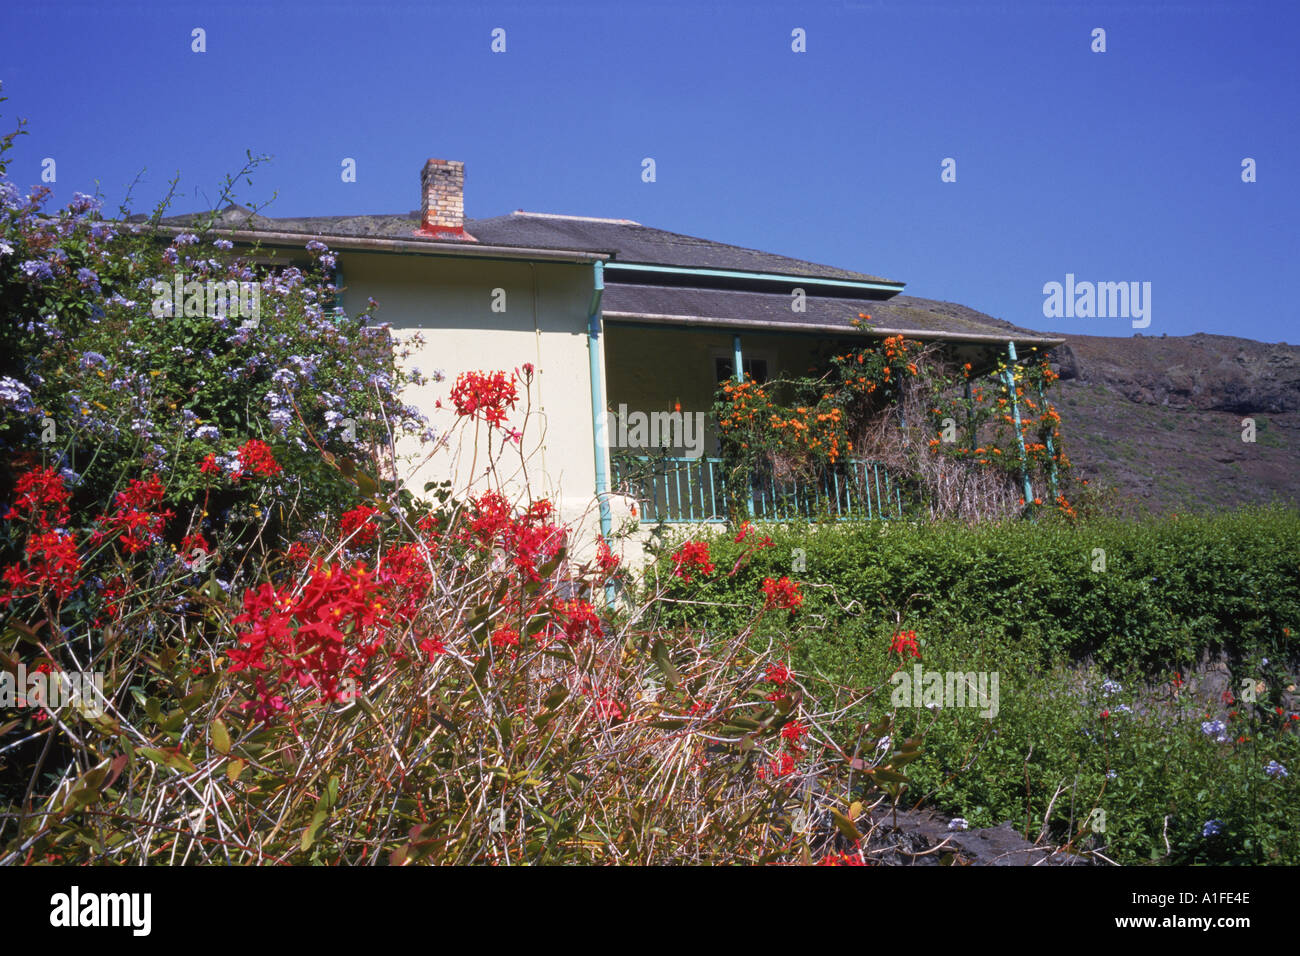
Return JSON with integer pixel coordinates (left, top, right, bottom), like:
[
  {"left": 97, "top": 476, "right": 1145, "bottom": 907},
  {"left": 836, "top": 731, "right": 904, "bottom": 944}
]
[
  {"left": 158, "top": 206, "right": 1060, "bottom": 346},
  {"left": 601, "top": 284, "right": 1063, "bottom": 345},
  {"left": 159, "top": 207, "right": 899, "bottom": 285}
]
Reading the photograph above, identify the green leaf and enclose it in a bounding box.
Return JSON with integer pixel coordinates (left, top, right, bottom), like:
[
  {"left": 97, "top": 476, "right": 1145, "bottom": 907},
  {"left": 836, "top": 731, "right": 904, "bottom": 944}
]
[
  {"left": 829, "top": 807, "right": 863, "bottom": 841},
  {"left": 652, "top": 639, "right": 681, "bottom": 689},
  {"left": 211, "top": 718, "right": 231, "bottom": 755},
  {"left": 301, "top": 808, "right": 328, "bottom": 851},
  {"left": 136, "top": 747, "right": 197, "bottom": 774}
]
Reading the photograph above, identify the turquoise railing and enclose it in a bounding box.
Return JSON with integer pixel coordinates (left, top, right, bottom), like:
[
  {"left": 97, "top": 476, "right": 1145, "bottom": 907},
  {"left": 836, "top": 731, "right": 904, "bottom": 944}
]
[{"left": 611, "top": 456, "right": 905, "bottom": 524}]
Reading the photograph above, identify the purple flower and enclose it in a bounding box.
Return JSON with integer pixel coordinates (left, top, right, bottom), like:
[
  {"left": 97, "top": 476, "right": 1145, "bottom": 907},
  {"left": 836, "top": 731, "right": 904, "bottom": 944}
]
[
  {"left": 68, "top": 192, "right": 101, "bottom": 215},
  {"left": 19, "top": 259, "right": 53, "bottom": 281},
  {"left": 0, "top": 376, "right": 35, "bottom": 413}
]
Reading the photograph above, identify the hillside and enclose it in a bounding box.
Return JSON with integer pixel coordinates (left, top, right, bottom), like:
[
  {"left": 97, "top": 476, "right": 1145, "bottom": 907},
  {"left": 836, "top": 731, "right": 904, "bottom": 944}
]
[{"left": 1048, "top": 332, "right": 1300, "bottom": 514}]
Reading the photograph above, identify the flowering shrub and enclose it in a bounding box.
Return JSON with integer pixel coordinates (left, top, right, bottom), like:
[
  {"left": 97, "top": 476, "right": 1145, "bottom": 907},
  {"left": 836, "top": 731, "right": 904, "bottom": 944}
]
[
  {"left": 924, "top": 350, "right": 1074, "bottom": 518},
  {"left": 0, "top": 418, "right": 914, "bottom": 865},
  {"left": 711, "top": 329, "right": 1077, "bottom": 522},
  {"left": 0, "top": 114, "right": 432, "bottom": 604}
]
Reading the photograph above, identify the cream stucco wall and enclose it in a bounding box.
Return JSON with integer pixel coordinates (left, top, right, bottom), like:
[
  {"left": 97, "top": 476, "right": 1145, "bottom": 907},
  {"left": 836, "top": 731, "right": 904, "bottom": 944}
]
[{"left": 337, "top": 250, "right": 609, "bottom": 557}]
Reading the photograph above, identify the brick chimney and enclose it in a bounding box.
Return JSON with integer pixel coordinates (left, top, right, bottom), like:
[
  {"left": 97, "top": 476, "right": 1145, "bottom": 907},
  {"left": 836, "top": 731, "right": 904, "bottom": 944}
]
[{"left": 420, "top": 159, "right": 472, "bottom": 238}]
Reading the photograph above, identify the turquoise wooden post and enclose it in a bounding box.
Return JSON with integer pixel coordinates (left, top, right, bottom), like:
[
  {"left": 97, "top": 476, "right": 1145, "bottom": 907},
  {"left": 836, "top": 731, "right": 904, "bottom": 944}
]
[
  {"left": 1005, "top": 341, "right": 1034, "bottom": 505},
  {"left": 733, "top": 334, "right": 755, "bottom": 518},
  {"left": 1038, "top": 381, "right": 1059, "bottom": 503},
  {"left": 964, "top": 379, "right": 975, "bottom": 449}
]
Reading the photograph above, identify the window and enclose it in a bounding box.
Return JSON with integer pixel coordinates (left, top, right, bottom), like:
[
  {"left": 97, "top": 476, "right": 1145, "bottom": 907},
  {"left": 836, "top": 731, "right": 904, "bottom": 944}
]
[{"left": 715, "top": 356, "right": 769, "bottom": 384}]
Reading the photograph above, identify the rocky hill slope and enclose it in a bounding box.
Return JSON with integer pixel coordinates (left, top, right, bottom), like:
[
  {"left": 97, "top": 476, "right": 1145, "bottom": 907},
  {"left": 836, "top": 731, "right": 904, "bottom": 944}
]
[{"left": 1047, "top": 332, "right": 1300, "bottom": 513}]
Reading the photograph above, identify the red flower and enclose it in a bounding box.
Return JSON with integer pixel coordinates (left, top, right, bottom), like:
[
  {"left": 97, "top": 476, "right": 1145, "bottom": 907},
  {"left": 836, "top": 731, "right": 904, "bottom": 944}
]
[
  {"left": 89, "top": 474, "right": 174, "bottom": 554},
  {"left": 229, "top": 560, "right": 390, "bottom": 717},
  {"left": 341, "top": 504, "right": 381, "bottom": 545},
  {"left": 199, "top": 453, "right": 222, "bottom": 476},
  {"left": 554, "top": 599, "right": 601, "bottom": 642},
  {"left": 756, "top": 752, "right": 797, "bottom": 779},
  {"left": 490, "top": 626, "right": 520, "bottom": 652},
  {"left": 766, "top": 662, "right": 792, "bottom": 686},
  {"left": 449, "top": 370, "right": 519, "bottom": 427},
  {"left": 761, "top": 576, "right": 803, "bottom": 611},
  {"left": 418, "top": 635, "right": 446, "bottom": 660},
  {"left": 1, "top": 530, "right": 82, "bottom": 602},
  {"left": 4, "top": 466, "right": 71, "bottom": 529},
  {"left": 595, "top": 536, "right": 619, "bottom": 576},
  {"left": 285, "top": 541, "right": 312, "bottom": 564},
  {"left": 237, "top": 439, "right": 281, "bottom": 478},
  {"left": 670, "top": 540, "right": 715, "bottom": 582},
  {"left": 890, "top": 630, "right": 921, "bottom": 659},
  {"left": 817, "top": 851, "right": 867, "bottom": 866}
]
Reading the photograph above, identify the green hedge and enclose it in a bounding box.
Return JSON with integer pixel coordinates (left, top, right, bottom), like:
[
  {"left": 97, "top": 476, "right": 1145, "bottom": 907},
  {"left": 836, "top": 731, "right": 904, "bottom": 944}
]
[
  {"left": 649, "top": 507, "right": 1300, "bottom": 670},
  {"left": 644, "top": 509, "right": 1300, "bottom": 863}
]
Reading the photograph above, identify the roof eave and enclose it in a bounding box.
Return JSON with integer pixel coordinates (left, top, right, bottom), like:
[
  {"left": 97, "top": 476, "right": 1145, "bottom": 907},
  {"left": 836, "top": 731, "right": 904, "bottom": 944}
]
[
  {"left": 603, "top": 261, "right": 904, "bottom": 297},
  {"left": 601, "top": 310, "right": 1065, "bottom": 347},
  {"left": 152, "top": 224, "right": 610, "bottom": 264}
]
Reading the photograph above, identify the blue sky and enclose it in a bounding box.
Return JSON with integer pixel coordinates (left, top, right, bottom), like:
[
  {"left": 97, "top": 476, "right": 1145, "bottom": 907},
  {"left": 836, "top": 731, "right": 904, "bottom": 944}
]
[{"left": 3, "top": 0, "right": 1296, "bottom": 342}]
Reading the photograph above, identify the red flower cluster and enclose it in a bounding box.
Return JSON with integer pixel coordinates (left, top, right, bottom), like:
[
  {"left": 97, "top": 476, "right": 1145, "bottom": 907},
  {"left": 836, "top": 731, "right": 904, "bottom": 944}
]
[
  {"left": 376, "top": 541, "right": 433, "bottom": 621},
  {"left": 594, "top": 536, "right": 619, "bottom": 578},
  {"left": 2, "top": 530, "right": 82, "bottom": 603},
  {"left": 490, "top": 626, "right": 520, "bottom": 657},
  {"left": 418, "top": 635, "right": 446, "bottom": 660},
  {"left": 285, "top": 541, "right": 313, "bottom": 564},
  {"left": 890, "top": 630, "right": 921, "bottom": 659},
  {"left": 1, "top": 467, "right": 83, "bottom": 605},
  {"left": 816, "top": 851, "right": 867, "bottom": 866},
  {"left": 764, "top": 661, "right": 794, "bottom": 704},
  {"left": 458, "top": 492, "right": 566, "bottom": 583},
  {"left": 341, "top": 504, "right": 381, "bottom": 545},
  {"left": 449, "top": 370, "right": 519, "bottom": 428},
  {"left": 180, "top": 532, "right": 211, "bottom": 568},
  {"left": 236, "top": 439, "right": 282, "bottom": 478},
  {"left": 554, "top": 599, "right": 601, "bottom": 642},
  {"left": 756, "top": 751, "right": 797, "bottom": 780},
  {"left": 761, "top": 576, "right": 803, "bottom": 611},
  {"left": 228, "top": 560, "right": 390, "bottom": 720},
  {"left": 580, "top": 679, "right": 625, "bottom": 721},
  {"left": 90, "top": 474, "right": 174, "bottom": 554},
  {"left": 759, "top": 705, "right": 807, "bottom": 781},
  {"left": 5, "top": 466, "right": 71, "bottom": 529},
  {"left": 671, "top": 540, "right": 715, "bottom": 582}
]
